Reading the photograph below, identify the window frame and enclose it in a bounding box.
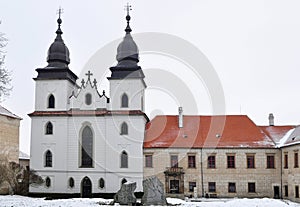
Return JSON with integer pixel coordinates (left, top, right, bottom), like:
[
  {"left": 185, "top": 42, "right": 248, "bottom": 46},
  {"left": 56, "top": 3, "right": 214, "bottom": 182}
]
[
  {"left": 208, "top": 182, "right": 216, "bottom": 193},
  {"left": 170, "top": 155, "right": 178, "bottom": 168},
  {"left": 120, "top": 122, "right": 128, "bottom": 135},
  {"left": 294, "top": 152, "right": 299, "bottom": 168},
  {"left": 45, "top": 122, "right": 53, "bottom": 135},
  {"left": 246, "top": 154, "right": 255, "bottom": 169},
  {"left": 68, "top": 177, "right": 75, "bottom": 188},
  {"left": 227, "top": 155, "right": 235, "bottom": 169},
  {"left": 85, "top": 93, "right": 92, "bottom": 105},
  {"left": 99, "top": 178, "right": 105, "bottom": 189},
  {"left": 284, "top": 153, "right": 288, "bottom": 169},
  {"left": 248, "top": 182, "right": 256, "bottom": 193},
  {"left": 207, "top": 155, "right": 216, "bottom": 169},
  {"left": 121, "top": 151, "right": 128, "bottom": 168},
  {"left": 188, "top": 155, "right": 196, "bottom": 168},
  {"left": 45, "top": 150, "right": 52, "bottom": 167},
  {"left": 284, "top": 185, "right": 288, "bottom": 197},
  {"left": 80, "top": 126, "right": 94, "bottom": 168},
  {"left": 121, "top": 93, "right": 129, "bottom": 108},
  {"left": 228, "top": 182, "right": 236, "bottom": 193},
  {"left": 45, "top": 177, "right": 51, "bottom": 188},
  {"left": 145, "top": 154, "right": 153, "bottom": 168},
  {"left": 48, "top": 94, "right": 55, "bottom": 108},
  {"left": 267, "top": 154, "right": 275, "bottom": 169},
  {"left": 189, "top": 182, "right": 196, "bottom": 192}
]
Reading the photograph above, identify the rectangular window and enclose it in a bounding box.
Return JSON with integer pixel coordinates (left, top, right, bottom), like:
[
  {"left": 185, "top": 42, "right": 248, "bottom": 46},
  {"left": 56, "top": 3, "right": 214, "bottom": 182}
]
[
  {"left": 145, "top": 155, "right": 153, "bottom": 168},
  {"left": 248, "top": 182, "right": 256, "bottom": 193},
  {"left": 228, "top": 182, "right": 236, "bottom": 193},
  {"left": 284, "top": 185, "right": 288, "bottom": 197},
  {"left": 188, "top": 155, "right": 196, "bottom": 168},
  {"left": 267, "top": 155, "right": 275, "bottom": 168},
  {"left": 171, "top": 155, "right": 178, "bottom": 168},
  {"left": 208, "top": 182, "right": 216, "bottom": 193},
  {"left": 284, "top": 153, "right": 288, "bottom": 169},
  {"left": 189, "top": 182, "right": 196, "bottom": 192},
  {"left": 296, "top": 186, "right": 299, "bottom": 198},
  {"left": 227, "top": 155, "right": 235, "bottom": 168},
  {"left": 208, "top": 155, "right": 216, "bottom": 168},
  {"left": 294, "top": 152, "right": 299, "bottom": 168},
  {"left": 247, "top": 155, "right": 255, "bottom": 168}
]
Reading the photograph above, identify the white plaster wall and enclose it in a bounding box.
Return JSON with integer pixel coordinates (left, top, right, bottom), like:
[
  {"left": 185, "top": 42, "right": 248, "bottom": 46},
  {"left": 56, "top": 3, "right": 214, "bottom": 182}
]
[
  {"left": 34, "top": 80, "right": 76, "bottom": 111},
  {"left": 109, "top": 79, "right": 145, "bottom": 111}
]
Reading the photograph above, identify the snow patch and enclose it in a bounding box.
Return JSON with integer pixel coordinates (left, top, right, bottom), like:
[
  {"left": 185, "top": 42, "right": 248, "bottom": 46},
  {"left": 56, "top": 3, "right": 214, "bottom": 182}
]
[{"left": 277, "top": 128, "right": 295, "bottom": 147}]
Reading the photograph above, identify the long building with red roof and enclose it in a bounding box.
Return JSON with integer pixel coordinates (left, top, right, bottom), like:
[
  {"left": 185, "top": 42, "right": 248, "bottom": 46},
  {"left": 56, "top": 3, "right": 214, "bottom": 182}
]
[{"left": 143, "top": 111, "right": 300, "bottom": 202}]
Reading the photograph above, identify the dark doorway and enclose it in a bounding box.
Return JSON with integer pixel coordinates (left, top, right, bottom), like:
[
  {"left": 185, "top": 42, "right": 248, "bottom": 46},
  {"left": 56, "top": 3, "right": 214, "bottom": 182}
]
[
  {"left": 170, "top": 180, "right": 179, "bottom": 194},
  {"left": 274, "top": 186, "right": 280, "bottom": 199},
  {"left": 81, "top": 177, "right": 92, "bottom": 198}
]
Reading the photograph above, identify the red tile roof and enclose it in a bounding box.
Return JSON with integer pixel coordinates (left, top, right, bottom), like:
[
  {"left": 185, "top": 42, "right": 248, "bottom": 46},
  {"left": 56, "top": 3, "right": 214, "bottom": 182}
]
[
  {"left": 259, "top": 126, "right": 295, "bottom": 144},
  {"left": 144, "top": 115, "right": 276, "bottom": 149}
]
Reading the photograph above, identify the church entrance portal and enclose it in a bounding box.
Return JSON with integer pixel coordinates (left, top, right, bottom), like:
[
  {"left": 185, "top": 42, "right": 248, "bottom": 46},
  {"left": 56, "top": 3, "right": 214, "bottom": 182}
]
[{"left": 81, "top": 177, "right": 92, "bottom": 198}]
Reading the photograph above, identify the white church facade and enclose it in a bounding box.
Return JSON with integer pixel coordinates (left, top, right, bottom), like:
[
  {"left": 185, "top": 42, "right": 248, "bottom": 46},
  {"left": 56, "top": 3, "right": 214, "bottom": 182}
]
[{"left": 29, "top": 9, "right": 147, "bottom": 197}]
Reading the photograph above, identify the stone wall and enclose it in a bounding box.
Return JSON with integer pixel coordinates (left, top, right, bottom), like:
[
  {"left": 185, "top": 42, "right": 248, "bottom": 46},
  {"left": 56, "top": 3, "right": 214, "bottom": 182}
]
[
  {"left": 144, "top": 148, "right": 281, "bottom": 198},
  {"left": 0, "top": 115, "right": 20, "bottom": 163},
  {"left": 282, "top": 144, "right": 300, "bottom": 203}
]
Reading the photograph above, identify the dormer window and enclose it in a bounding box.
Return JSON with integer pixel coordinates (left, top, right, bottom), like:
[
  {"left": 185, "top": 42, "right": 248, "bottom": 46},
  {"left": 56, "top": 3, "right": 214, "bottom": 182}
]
[
  {"left": 48, "top": 94, "right": 55, "bottom": 108},
  {"left": 85, "top": 93, "right": 92, "bottom": 105}
]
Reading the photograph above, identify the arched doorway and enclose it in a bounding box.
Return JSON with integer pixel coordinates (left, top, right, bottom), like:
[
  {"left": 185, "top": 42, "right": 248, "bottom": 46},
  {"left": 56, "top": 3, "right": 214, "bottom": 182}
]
[{"left": 81, "top": 177, "right": 92, "bottom": 198}]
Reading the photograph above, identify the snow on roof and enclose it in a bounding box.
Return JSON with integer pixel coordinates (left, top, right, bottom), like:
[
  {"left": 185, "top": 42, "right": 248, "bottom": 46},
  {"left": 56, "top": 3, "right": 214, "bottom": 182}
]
[
  {"left": 277, "top": 128, "right": 295, "bottom": 148},
  {"left": 0, "top": 105, "right": 21, "bottom": 119},
  {"left": 279, "top": 125, "right": 300, "bottom": 147},
  {"left": 19, "top": 151, "right": 30, "bottom": 160}
]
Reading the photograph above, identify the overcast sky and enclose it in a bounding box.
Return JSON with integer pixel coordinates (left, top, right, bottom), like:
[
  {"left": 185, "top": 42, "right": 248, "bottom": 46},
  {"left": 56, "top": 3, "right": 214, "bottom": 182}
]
[{"left": 1, "top": 0, "right": 300, "bottom": 154}]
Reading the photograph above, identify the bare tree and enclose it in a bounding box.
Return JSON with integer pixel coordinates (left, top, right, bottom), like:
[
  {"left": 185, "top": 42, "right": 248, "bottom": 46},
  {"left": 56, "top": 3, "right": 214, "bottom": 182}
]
[
  {"left": 0, "top": 155, "right": 44, "bottom": 195},
  {"left": 0, "top": 28, "right": 12, "bottom": 102}
]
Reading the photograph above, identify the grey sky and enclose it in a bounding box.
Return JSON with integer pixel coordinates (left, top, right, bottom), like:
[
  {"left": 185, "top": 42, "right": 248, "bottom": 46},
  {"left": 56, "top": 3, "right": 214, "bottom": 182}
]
[{"left": 1, "top": 0, "right": 300, "bottom": 154}]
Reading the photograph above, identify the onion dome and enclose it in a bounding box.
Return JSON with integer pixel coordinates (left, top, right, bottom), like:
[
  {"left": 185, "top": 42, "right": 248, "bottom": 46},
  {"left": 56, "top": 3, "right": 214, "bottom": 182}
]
[
  {"left": 46, "top": 14, "right": 70, "bottom": 68},
  {"left": 115, "top": 6, "right": 139, "bottom": 68}
]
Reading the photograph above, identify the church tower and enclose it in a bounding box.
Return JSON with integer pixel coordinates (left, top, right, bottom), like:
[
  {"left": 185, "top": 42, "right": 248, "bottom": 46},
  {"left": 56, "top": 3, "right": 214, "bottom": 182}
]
[
  {"left": 108, "top": 5, "right": 146, "bottom": 111},
  {"left": 34, "top": 10, "right": 78, "bottom": 111}
]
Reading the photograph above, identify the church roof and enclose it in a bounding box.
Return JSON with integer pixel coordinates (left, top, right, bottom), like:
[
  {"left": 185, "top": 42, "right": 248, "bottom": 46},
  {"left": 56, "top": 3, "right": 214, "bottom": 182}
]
[
  {"left": 109, "top": 4, "right": 145, "bottom": 80},
  {"left": 0, "top": 105, "right": 21, "bottom": 119},
  {"left": 144, "top": 115, "right": 276, "bottom": 149}
]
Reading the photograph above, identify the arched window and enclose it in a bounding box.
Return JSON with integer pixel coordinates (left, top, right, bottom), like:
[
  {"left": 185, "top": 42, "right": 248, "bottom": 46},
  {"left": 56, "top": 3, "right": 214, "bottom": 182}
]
[
  {"left": 69, "top": 177, "right": 75, "bottom": 188},
  {"left": 48, "top": 94, "right": 55, "bottom": 108},
  {"left": 45, "top": 122, "right": 53, "bottom": 135},
  {"left": 85, "top": 93, "right": 92, "bottom": 105},
  {"left": 121, "top": 178, "right": 127, "bottom": 185},
  {"left": 45, "top": 177, "right": 51, "bottom": 187},
  {"left": 81, "top": 126, "right": 93, "bottom": 167},
  {"left": 45, "top": 150, "right": 52, "bottom": 167},
  {"left": 121, "top": 93, "right": 128, "bottom": 108},
  {"left": 99, "top": 178, "right": 105, "bottom": 189},
  {"left": 121, "top": 151, "right": 128, "bottom": 168},
  {"left": 120, "top": 122, "right": 128, "bottom": 135}
]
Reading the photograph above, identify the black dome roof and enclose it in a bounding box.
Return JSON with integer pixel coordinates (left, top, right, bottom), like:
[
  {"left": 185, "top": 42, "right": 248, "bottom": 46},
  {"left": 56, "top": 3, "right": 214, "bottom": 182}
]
[{"left": 46, "top": 17, "right": 70, "bottom": 68}]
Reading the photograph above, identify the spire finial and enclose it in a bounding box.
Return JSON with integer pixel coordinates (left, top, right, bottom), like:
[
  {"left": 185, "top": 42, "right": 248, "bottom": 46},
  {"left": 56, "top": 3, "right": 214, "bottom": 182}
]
[
  {"left": 56, "top": 7, "right": 64, "bottom": 35},
  {"left": 124, "top": 3, "right": 132, "bottom": 33}
]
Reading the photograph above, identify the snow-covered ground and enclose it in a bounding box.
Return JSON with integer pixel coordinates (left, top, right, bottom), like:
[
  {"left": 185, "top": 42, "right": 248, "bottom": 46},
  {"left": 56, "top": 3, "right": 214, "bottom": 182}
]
[{"left": 0, "top": 195, "right": 300, "bottom": 207}]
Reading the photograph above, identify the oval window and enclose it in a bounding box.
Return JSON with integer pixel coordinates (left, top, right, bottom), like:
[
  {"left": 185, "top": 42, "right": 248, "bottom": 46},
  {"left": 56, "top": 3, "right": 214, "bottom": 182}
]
[{"left": 85, "top": 93, "right": 92, "bottom": 105}]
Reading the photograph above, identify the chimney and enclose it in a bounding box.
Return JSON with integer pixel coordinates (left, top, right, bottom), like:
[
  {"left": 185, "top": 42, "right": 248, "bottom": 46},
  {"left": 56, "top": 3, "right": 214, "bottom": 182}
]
[
  {"left": 268, "top": 113, "right": 274, "bottom": 126},
  {"left": 178, "top": 107, "right": 183, "bottom": 128}
]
